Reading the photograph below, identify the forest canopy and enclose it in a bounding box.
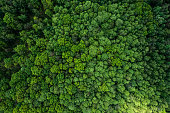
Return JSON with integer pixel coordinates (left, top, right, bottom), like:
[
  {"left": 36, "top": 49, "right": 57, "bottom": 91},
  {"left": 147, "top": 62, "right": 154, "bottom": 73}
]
[{"left": 0, "top": 0, "right": 169, "bottom": 113}]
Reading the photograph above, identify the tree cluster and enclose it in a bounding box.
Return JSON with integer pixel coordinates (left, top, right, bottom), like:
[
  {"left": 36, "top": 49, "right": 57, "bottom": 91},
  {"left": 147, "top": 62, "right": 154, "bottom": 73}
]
[{"left": 0, "top": 0, "right": 169, "bottom": 113}]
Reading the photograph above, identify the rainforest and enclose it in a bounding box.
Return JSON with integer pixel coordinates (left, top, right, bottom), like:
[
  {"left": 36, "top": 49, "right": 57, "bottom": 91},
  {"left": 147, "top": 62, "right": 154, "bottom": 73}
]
[{"left": 0, "top": 0, "right": 169, "bottom": 113}]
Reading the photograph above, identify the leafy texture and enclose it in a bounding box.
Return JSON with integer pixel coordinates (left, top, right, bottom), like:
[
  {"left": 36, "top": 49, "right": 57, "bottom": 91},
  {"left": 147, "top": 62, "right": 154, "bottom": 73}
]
[{"left": 0, "top": 0, "right": 169, "bottom": 113}]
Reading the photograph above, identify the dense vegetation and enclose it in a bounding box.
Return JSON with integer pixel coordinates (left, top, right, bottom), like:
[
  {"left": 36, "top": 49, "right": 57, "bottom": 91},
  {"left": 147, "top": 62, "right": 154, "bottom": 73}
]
[{"left": 0, "top": 0, "right": 169, "bottom": 113}]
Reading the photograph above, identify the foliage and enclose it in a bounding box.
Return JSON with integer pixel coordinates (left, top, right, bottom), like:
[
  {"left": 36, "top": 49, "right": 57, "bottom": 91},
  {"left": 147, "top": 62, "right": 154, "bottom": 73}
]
[{"left": 0, "top": 0, "right": 169, "bottom": 113}]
